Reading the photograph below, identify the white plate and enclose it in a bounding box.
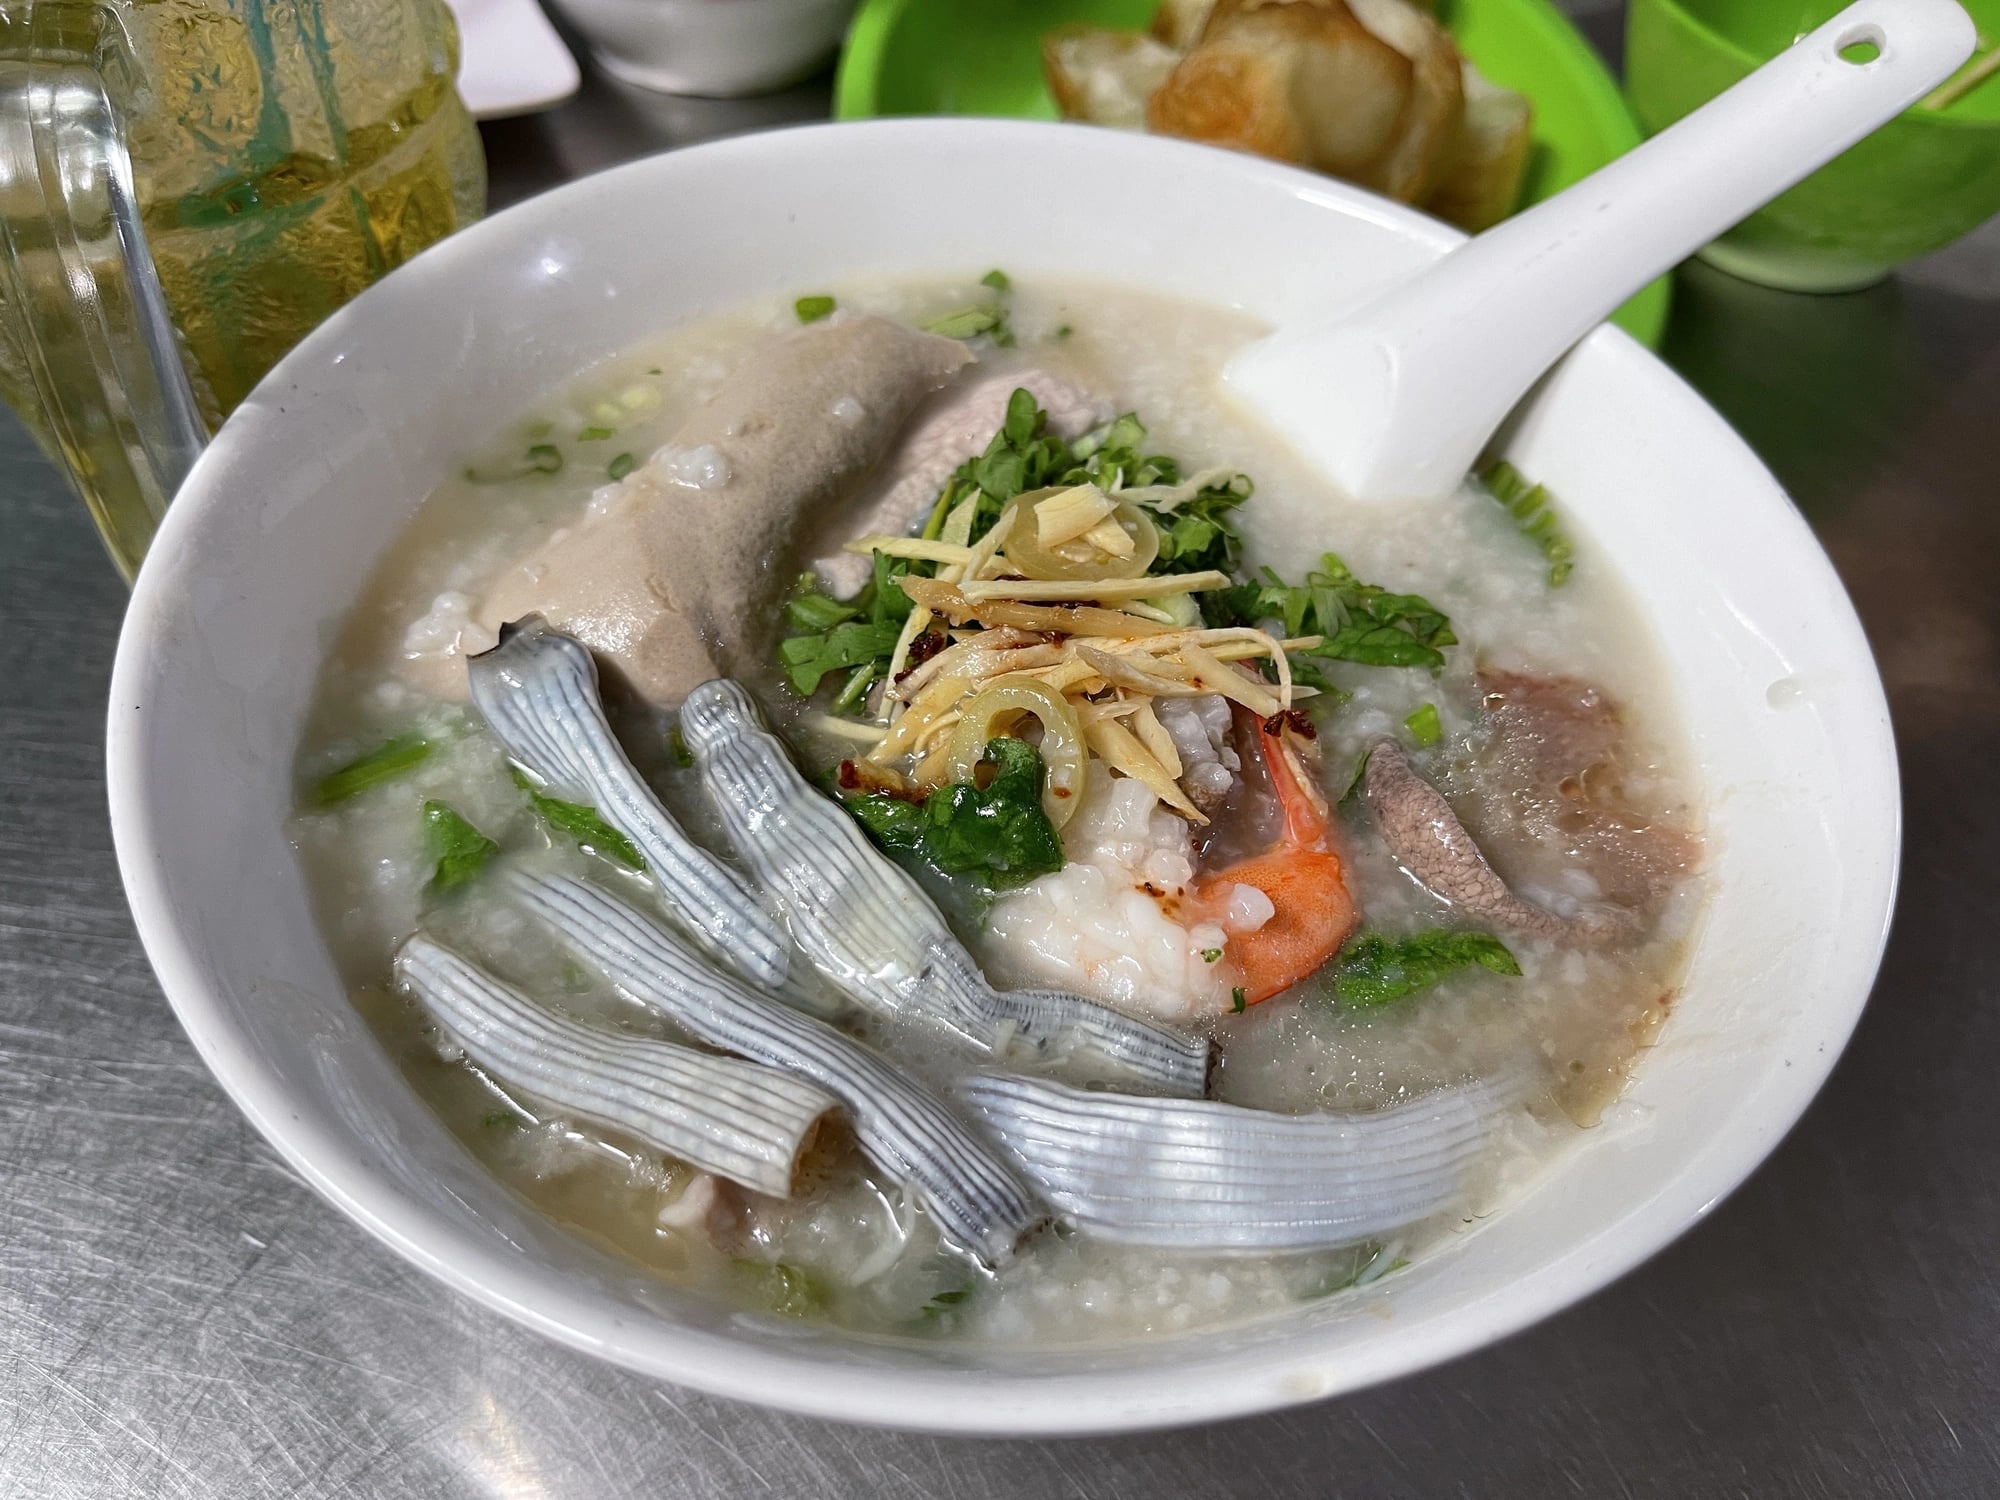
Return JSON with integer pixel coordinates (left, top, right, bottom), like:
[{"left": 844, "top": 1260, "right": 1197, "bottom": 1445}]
[{"left": 446, "top": 0, "right": 580, "bottom": 120}]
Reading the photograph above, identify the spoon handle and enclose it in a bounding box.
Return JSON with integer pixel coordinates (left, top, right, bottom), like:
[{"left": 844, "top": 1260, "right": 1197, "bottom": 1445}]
[{"left": 1225, "top": 0, "right": 1977, "bottom": 502}]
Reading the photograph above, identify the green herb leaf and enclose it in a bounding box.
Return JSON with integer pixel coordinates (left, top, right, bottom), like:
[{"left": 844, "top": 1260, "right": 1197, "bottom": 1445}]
[
  {"left": 1210, "top": 552, "right": 1455, "bottom": 675},
  {"left": 511, "top": 768, "right": 645, "bottom": 870},
  {"left": 784, "top": 580, "right": 861, "bottom": 633},
  {"left": 422, "top": 799, "right": 498, "bottom": 895},
  {"left": 845, "top": 738, "right": 1064, "bottom": 888},
  {"left": 1201, "top": 947, "right": 1223, "bottom": 963},
  {"left": 922, "top": 1282, "right": 978, "bottom": 1319},
  {"left": 980, "top": 268, "right": 1011, "bottom": 292},
  {"left": 845, "top": 792, "right": 927, "bottom": 852},
  {"left": 1033, "top": 407, "right": 1254, "bottom": 576},
  {"left": 667, "top": 725, "right": 694, "bottom": 769},
  {"left": 870, "top": 549, "right": 916, "bottom": 624},
  {"left": 606, "top": 451, "right": 636, "bottom": 482},
  {"left": 921, "top": 738, "right": 1065, "bottom": 884},
  {"left": 463, "top": 439, "right": 570, "bottom": 484},
  {"left": 774, "top": 561, "right": 917, "bottom": 708},
  {"left": 577, "top": 425, "right": 614, "bottom": 442},
  {"left": 482, "top": 1110, "right": 525, "bottom": 1130},
  {"left": 830, "top": 663, "right": 880, "bottom": 715},
  {"left": 1404, "top": 703, "right": 1442, "bottom": 747},
  {"left": 1329, "top": 930, "right": 1520, "bottom": 1009},
  {"left": 923, "top": 305, "right": 1009, "bottom": 343},
  {"left": 1231, "top": 987, "right": 1248, "bottom": 1013},
  {"left": 1481, "top": 460, "right": 1575, "bottom": 587},
  {"left": 311, "top": 734, "right": 433, "bottom": 805},
  {"left": 1149, "top": 477, "right": 1252, "bottom": 577},
  {"left": 932, "top": 395, "right": 1250, "bottom": 572},
  {"left": 795, "top": 294, "right": 836, "bottom": 324},
  {"left": 1054, "top": 324, "right": 1073, "bottom": 339},
  {"left": 778, "top": 619, "right": 904, "bottom": 696}
]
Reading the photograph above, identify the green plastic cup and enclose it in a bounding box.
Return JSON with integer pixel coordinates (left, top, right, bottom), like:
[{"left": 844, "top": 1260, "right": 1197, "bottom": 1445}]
[{"left": 1626, "top": 0, "right": 2000, "bottom": 291}]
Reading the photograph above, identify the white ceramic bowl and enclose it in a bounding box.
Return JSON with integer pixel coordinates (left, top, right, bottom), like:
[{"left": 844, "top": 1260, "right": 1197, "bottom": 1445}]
[
  {"left": 108, "top": 120, "right": 1899, "bottom": 1436},
  {"left": 545, "top": 0, "right": 857, "bottom": 96}
]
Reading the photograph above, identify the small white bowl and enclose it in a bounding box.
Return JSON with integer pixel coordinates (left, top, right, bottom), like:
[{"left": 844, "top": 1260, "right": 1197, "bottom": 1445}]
[
  {"left": 108, "top": 120, "right": 1899, "bottom": 1435},
  {"left": 545, "top": 0, "right": 857, "bottom": 96}
]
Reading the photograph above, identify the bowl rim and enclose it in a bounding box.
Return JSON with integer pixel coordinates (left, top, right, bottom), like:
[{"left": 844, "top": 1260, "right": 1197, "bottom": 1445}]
[{"left": 107, "top": 117, "right": 1901, "bottom": 1435}]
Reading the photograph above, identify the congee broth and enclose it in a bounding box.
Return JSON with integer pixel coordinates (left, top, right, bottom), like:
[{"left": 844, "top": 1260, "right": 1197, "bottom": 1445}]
[{"left": 292, "top": 274, "right": 1704, "bottom": 1343}]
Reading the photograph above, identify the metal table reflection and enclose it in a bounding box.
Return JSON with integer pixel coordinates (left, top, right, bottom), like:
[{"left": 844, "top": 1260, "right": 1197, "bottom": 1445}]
[{"left": 4, "top": 14, "right": 1998, "bottom": 1496}]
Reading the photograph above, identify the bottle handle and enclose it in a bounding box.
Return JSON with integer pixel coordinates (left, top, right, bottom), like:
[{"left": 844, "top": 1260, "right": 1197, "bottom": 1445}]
[{"left": 0, "top": 4, "right": 209, "bottom": 578}]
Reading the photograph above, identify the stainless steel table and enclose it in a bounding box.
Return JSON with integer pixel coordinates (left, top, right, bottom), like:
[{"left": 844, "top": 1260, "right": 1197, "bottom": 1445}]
[{"left": 5, "top": 20, "right": 1998, "bottom": 1494}]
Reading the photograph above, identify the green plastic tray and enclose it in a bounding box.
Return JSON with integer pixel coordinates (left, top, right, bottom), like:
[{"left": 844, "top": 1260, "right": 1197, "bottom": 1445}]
[{"left": 835, "top": 0, "right": 1669, "bottom": 346}]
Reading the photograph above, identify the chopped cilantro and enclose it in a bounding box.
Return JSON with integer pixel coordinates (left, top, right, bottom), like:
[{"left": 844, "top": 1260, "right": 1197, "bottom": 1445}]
[
  {"left": 778, "top": 619, "right": 903, "bottom": 697},
  {"left": 667, "top": 725, "right": 694, "bottom": 769},
  {"left": 421, "top": 800, "right": 498, "bottom": 895},
  {"left": 1211, "top": 552, "right": 1456, "bottom": 681},
  {"left": 577, "top": 425, "right": 614, "bottom": 442},
  {"left": 1201, "top": 947, "right": 1223, "bottom": 963},
  {"left": 1149, "top": 478, "right": 1252, "bottom": 576},
  {"left": 924, "top": 305, "right": 1011, "bottom": 343},
  {"left": 1405, "top": 703, "right": 1443, "bottom": 747},
  {"left": 511, "top": 768, "right": 644, "bottom": 870},
  {"left": 777, "top": 556, "right": 915, "bottom": 707},
  {"left": 1054, "top": 324, "right": 1073, "bottom": 339},
  {"left": 829, "top": 663, "right": 880, "bottom": 714},
  {"left": 462, "top": 441, "right": 565, "bottom": 484},
  {"left": 481, "top": 1110, "right": 525, "bottom": 1130},
  {"left": 776, "top": 393, "right": 1250, "bottom": 704},
  {"left": 784, "top": 579, "right": 861, "bottom": 632},
  {"left": 606, "top": 451, "right": 636, "bottom": 482},
  {"left": 1481, "top": 460, "right": 1575, "bottom": 586},
  {"left": 937, "top": 393, "right": 1250, "bottom": 574},
  {"left": 795, "top": 294, "right": 836, "bottom": 323},
  {"left": 1327, "top": 930, "right": 1520, "bottom": 1009},
  {"left": 927, "top": 272, "right": 1018, "bottom": 345},
  {"left": 311, "top": 734, "right": 432, "bottom": 805},
  {"left": 1231, "top": 986, "right": 1248, "bottom": 1013},
  {"left": 844, "top": 738, "right": 1064, "bottom": 887}
]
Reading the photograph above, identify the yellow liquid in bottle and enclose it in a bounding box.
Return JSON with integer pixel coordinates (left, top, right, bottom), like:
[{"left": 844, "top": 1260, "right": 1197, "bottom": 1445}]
[{"left": 0, "top": 0, "right": 487, "bottom": 577}]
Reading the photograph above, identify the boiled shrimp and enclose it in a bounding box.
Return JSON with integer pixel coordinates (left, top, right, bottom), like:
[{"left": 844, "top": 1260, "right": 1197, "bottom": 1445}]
[{"left": 1194, "top": 717, "right": 1358, "bottom": 1005}]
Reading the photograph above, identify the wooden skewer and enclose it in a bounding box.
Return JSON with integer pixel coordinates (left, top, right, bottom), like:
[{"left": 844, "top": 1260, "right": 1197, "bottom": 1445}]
[{"left": 1922, "top": 39, "right": 1998, "bottom": 110}]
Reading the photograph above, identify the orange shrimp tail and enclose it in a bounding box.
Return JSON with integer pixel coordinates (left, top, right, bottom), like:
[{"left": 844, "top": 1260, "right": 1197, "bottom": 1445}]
[
  {"left": 1197, "top": 720, "right": 1356, "bottom": 1006},
  {"left": 1205, "top": 849, "right": 1358, "bottom": 1003}
]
